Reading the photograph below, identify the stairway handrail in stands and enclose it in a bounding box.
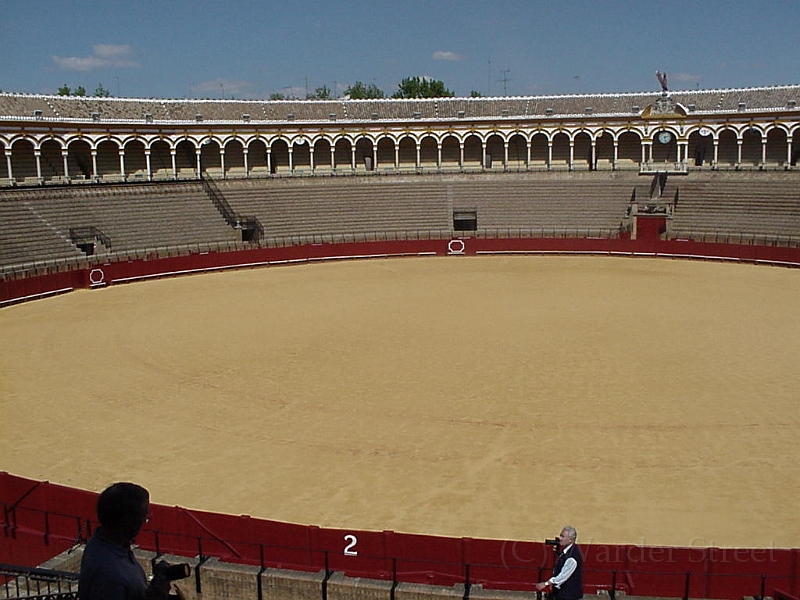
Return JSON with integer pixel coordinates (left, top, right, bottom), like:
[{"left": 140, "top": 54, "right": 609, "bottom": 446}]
[{"left": 200, "top": 174, "right": 264, "bottom": 242}]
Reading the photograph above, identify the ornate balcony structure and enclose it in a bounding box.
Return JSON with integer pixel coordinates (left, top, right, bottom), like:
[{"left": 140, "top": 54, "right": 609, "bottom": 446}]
[{"left": 1, "top": 85, "right": 799, "bottom": 186}]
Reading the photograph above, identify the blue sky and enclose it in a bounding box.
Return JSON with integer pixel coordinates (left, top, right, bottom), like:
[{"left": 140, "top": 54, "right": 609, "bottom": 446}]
[{"left": 2, "top": 0, "right": 799, "bottom": 99}]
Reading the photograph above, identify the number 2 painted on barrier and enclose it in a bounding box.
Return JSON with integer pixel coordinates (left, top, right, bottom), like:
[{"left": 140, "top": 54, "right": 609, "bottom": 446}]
[{"left": 344, "top": 534, "right": 358, "bottom": 556}]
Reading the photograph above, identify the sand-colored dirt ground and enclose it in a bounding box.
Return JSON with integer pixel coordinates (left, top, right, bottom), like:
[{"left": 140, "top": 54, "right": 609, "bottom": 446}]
[{"left": 1, "top": 256, "right": 798, "bottom": 549}]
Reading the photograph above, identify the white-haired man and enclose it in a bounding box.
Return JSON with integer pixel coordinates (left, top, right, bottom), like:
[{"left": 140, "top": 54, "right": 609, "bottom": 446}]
[{"left": 536, "top": 526, "right": 583, "bottom": 600}]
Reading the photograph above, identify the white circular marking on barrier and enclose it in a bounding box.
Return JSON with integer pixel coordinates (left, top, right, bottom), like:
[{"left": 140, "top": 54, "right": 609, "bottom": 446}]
[
  {"left": 448, "top": 239, "right": 466, "bottom": 255},
  {"left": 89, "top": 268, "right": 105, "bottom": 285}
]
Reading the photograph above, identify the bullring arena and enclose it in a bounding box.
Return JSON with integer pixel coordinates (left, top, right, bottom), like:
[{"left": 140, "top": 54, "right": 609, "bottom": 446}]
[
  {"left": 1, "top": 86, "right": 800, "bottom": 600},
  {"left": 3, "top": 254, "right": 800, "bottom": 548}
]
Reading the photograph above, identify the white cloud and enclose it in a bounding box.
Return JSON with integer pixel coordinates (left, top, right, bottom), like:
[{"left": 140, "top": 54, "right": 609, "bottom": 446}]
[
  {"left": 52, "top": 55, "right": 106, "bottom": 72},
  {"left": 433, "top": 51, "right": 463, "bottom": 61},
  {"left": 278, "top": 86, "right": 306, "bottom": 99},
  {"left": 190, "top": 79, "right": 257, "bottom": 98},
  {"left": 52, "top": 44, "right": 139, "bottom": 72},
  {"left": 93, "top": 44, "right": 131, "bottom": 57},
  {"left": 671, "top": 72, "right": 701, "bottom": 84}
]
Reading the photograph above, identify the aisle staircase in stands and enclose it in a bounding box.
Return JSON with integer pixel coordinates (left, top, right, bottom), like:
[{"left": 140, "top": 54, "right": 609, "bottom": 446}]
[{"left": 200, "top": 175, "right": 263, "bottom": 243}]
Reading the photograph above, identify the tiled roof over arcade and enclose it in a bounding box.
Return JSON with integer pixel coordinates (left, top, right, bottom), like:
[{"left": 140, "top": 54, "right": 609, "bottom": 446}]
[{"left": 1, "top": 85, "right": 798, "bottom": 123}]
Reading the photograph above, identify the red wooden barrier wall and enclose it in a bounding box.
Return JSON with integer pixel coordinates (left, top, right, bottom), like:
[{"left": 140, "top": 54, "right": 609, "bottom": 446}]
[
  {"left": 2, "top": 473, "right": 798, "bottom": 599},
  {"left": 4, "top": 237, "right": 799, "bottom": 307}
]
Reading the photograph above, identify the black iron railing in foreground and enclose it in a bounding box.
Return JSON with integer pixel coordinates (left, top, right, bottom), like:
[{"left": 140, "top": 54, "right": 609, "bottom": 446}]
[{"left": 0, "top": 563, "right": 78, "bottom": 600}]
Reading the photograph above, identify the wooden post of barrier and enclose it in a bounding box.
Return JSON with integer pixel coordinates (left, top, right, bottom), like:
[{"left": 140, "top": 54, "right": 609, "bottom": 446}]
[
  {"left": 390, "top": 557, "right": 398, "bottom": 600},
  {"left": 195, "top": 536, "right": 205, "bottom": 595},
  {"left": 322, "top": 551, "right": 332, "bottom": 600},
  {"left": 611, "top": 570, "right": 617, "bottom": 600},
  {"left": 73, "top": 516, "right": 83, "bottom": 545},
  {"left": 683, "top": 571, "right": 691, "bottom": 600},
  {"left": 43, "top": 511, "right": 50, "bottom": 546},
  {"left": 536, "top": 565, "right": 546, "bottom": 600},
  {"left": 8, "top": 506, "right": 17, "bottom": 539},
  {"left": 257, "top": 544, "right": 265, "bottom": 600}
]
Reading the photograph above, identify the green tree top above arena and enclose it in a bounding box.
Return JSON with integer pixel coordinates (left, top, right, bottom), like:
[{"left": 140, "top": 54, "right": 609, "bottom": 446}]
[
  {"left": 50, "top": 75, "right": 458, "bottom": 100},
  {"left": 392, "top": 76, "right": 454, "bottom": 99},
  {"left": 344, "top": 81, "right": 385, "bottom": 99},
  {"left": 57, "top": 83, "right": 111, "bottom": 97},
  {"left": 58, "top": 84, "right": 86, "bottom": 96}
]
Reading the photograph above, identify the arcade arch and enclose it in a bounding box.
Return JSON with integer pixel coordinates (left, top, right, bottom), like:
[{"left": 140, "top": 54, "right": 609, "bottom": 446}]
[
  {"left": 717, "top": 129, "right": 738, "bottom": 167},
  {"left": 617, "top": 131, "right": 641, "bottom": 167},
  {"left": 440, "top": 135, "right": 460, "bottom": 169},
  {"left": 223, "top": 139, "right": 245, "bottom": 178},
  {"left": 333, "top": 138, "right": 352, "bottom": 171},
  {"left": 248, "top": 139, "right": 269, "bottom": 176},
  {"left": 292, "top": 139, "right": 312, "bottom": 172},
  {"left": 40, "top": 139, "right": 64, "bottom": 181},
  {"left": 530, "top": 132, "right": 548, "bottom": 168},
  {"left": 355, "top": 138, "right": 374, "bottom": 172},
  {"left": 150, "top": 139, "right": 172, "bottom": 180},
  {"left": 485, "top": 134, "right": 504, "bottom": 169},
  {"left": 419, "top": 135, "right": 438, "bottom": 169},
  {"left": 507, "top": 133, "right": 527, "bottom": 170},
  {"left": 0, "top": 142, "right": 8, "bottom": 180},
  {"left": 595, "top": 131, "right": 614, "bottom": 169},
  {"left": 741, "top": 128, "right": 762, "bottom": 168},
  {"left": 463, "top": 134, "right": 483, "bottom": 169},
  {"left": 398, "top": 136, "right": 416, "bottom": 170},
  {"left": 573, "top": 131, "right": 592, "bottom": 170},
  {"left": 551, "top": 132, "right": 570, "bottom": 168},
  {"left": 124, "top": 140, "right": 147, "bottom": 181},
  {"left": 200, "top": 140, "right": 222, "bottom": 177}
]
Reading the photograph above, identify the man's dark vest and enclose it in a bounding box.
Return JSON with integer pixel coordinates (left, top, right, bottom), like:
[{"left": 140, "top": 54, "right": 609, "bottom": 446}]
[{"left": 553, "top": 544, "right": 583, "bottom": 600}]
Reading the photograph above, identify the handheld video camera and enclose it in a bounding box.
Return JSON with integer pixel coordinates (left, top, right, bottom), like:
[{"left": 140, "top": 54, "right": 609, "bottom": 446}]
[
  {"left": 544, "top": 537, "right": 560, "bottom": 547},
  {"left": 153, "top": 560, "right": 191, "bottom": 582}
]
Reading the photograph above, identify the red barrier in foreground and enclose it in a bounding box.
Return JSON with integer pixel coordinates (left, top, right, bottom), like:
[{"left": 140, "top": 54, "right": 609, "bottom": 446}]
[{"left": 1, "top": 473, "right": 798, "bottom": 598}]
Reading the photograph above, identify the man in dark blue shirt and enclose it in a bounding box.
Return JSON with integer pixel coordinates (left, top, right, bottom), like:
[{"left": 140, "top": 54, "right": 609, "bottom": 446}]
[{"left": 79, "top": 482, "right": 181, "bottom": 600}]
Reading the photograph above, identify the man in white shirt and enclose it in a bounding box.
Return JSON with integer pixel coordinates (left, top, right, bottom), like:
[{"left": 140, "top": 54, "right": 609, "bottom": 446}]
[{"left": 536, "top": 526, "right": 584, "bottom": 600}]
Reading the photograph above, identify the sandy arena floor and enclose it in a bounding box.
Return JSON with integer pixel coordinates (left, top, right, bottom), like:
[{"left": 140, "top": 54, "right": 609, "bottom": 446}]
[{"left": 1, "top": 256, "right": 798, "bottom": 549}]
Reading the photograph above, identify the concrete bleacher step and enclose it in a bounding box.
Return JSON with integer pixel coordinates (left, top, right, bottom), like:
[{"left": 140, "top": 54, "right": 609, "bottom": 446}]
[
  {"left": 670, "top": 173, "right": 800, "bottom": 240},
  {"left": 3, "top": 171, "right": 797, "bottom": 272}
]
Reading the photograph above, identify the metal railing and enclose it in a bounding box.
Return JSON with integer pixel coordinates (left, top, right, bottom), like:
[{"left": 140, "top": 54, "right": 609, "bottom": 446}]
[
  {"left": 200, "top": 174, "right": 264, "bottom": 241},
  {"left": 68, "top": 226, "right": 112, "bottom": 250},
  {"left": 0, "top": 563, "right": 78, "bottom": 600}
]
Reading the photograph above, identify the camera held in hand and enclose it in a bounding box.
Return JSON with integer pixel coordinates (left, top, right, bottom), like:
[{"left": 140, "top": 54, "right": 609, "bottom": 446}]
[
  {"left": 153, "top": 560, "right": 191, "bottom": 582},
  {"left": 544, "top": 537, "right": 560, "bottom": 547}
]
